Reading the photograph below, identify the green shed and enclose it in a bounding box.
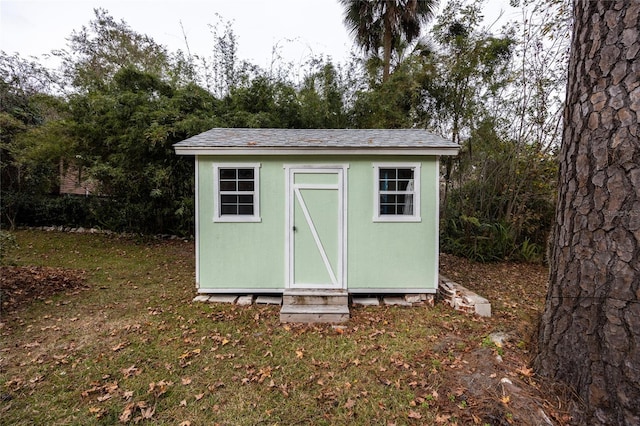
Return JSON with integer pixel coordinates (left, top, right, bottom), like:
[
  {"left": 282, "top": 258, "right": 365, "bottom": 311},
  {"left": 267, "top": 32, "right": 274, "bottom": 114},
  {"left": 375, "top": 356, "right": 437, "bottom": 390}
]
[{"left": 174, "top": 128, "right": 459, "bottom": 321}]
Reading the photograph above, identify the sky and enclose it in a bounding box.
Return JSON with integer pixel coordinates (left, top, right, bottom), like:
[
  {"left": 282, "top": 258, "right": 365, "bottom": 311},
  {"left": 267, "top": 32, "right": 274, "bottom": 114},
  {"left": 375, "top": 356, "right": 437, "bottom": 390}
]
[{"left": 0, "top": 0, "right": 519, "bottom": 71}]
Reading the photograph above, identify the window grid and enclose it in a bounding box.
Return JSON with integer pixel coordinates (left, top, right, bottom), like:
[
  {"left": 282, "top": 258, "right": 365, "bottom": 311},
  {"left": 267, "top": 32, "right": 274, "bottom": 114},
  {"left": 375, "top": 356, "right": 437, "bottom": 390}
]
[
  {"left": 373, "top": 163, "right": 420, "bottom": 222},
  {"left": 379, "top": 168, "right": 414, "bottom": 215},
  {"left": 219, "top": 168, "right": 255, "bottom": 216},
  {"left": 213, "top": 164, "right": 260, "bottom": 222}
]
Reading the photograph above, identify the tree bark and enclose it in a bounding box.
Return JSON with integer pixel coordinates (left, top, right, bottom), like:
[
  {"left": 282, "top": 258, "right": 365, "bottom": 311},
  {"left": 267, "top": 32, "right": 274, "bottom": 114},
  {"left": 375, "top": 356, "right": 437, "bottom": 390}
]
[
  {"left": 534, "top": 1, "right": 640, "bottom": 425},
  {"left": 382, "top": 11, "right": 393, "bottom": 82}
]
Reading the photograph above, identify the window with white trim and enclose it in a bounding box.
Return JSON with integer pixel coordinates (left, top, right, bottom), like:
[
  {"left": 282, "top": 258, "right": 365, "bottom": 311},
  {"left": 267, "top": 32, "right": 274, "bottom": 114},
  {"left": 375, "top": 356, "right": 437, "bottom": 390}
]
[
  {"left": 213, "top": 164, "right": 260, "bottom": 222},
  {"left": 373, "top": 163, "right": 420, "bottom": 222}
]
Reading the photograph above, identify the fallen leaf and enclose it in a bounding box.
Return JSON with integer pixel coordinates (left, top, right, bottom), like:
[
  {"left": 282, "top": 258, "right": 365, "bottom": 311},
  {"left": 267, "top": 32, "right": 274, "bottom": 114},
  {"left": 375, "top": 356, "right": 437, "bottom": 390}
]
[
  {"left": 408, "top": 410, "right": 422, "bottom": 419},
  {"left": 148, "top": 380, "right": 172, "bottom": 397},
  {"left": 89, "top": 406, "right": 105, "bottom": 418},
  {"left": 121, "top": 365, "right": 140, "bottom": 378},
  {"left": 344, "top": 398, "right": 355, "bottom": 409},
  {"left": 180, "top": 399, "right": 187, "bottom": 407},
  {"left": 501, "top": 395, "right": 511, "bottom": 404},
  {"left": 29, "top": 375, "right": 44, "bottom": 383},
  {"left": 81, "top": 385, "right": 101, "bottom": 398},
  {"left": 179, "top": 422, "right": 191, "bottom": 426},
  {"left": 97, "top": 393, "right": 112, "bottom": 402},
  {"left": 119, "top": 404, "right": 134, "bottom": 423},
  {"left": 140, "top": 404, "right": 155, "bottom": 419},
  {"left": 435, "top": 413, "right": 451, "bottom": 423},
  {"left": 517, "top": 366, "right": 534, "bottom": 377},
  {"left": 105, "top": 382, "right": 119, "bottom": 393},
  {"left": 208, "top": 382, "right": 225, "bottom": 392},
  {"left": 296, "top": 349, "right": 304, "bottom": 359},
  {"left": 123, "top": 390, "right": 134, "bottom": 400},
  {"left": 111, "top": 342, "right": 128, "bottom": 352},
  {"left": 195, "top": 393, "right": 205, "bottom": 401},
  {"left": 181, "top": 377, "right": 192, "bottom": 386}
]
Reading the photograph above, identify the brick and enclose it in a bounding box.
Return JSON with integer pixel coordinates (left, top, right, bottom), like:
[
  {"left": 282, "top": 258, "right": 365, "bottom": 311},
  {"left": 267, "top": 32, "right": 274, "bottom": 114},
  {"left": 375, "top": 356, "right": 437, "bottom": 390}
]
[
  {"left": 255, "top": 296, "right": 282, "bottom": 305},
  {"left": 207, "top": 295, "right": 239, "bottom": 304},
  {"left": 352, "top": 297, "right": 380, "bottom": 306},
  {"left": 236, "top": 295, "right": 254, "bottom": 305}
]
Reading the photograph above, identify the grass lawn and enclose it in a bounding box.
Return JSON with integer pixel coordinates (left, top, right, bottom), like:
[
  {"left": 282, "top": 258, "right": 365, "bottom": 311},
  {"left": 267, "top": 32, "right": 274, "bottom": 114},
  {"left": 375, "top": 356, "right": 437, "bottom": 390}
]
[{"left": 1, "top": 230, "right": 579, "bottom": 425}]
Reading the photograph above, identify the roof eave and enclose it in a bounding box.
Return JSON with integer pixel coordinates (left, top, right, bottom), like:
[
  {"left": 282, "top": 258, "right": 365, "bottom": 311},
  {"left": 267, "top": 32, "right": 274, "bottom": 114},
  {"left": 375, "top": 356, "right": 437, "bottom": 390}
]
[{"left": 174, "top": 146, "right": 460, "bottom": 156}]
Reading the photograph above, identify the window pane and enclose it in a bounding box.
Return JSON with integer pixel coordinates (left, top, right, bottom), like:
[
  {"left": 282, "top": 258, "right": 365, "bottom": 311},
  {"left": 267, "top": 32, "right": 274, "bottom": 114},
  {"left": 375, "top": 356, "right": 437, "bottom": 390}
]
[
  {"left": 238, "top": 181, "right": 254, "bottom": 191},
  {"left": 220, "top": 180, "right": 236, "bottom": 191},
  {"left": 220, "top": 169, "right": 236, "bottom": 179},
  {"left": 238, "top": 205, "right": 254, "bottom": 215},
  {"left": 238, "top": 195, "right": 253, "bottom": 204},
  {"left": 380, "top": 204, "right": 397, "bottom": 215},
  {"left": 398, "top": 180, "right": 412, "bottom": 191},
  {"left": 221, "top": 204, "right": 237, "bottom": 215},
  {"left": 379, "top": 168, "right": 397, "bottom": 179},
  {"left": 221, "top": 194, "right": 238, "bottom": 204},
  {"left": 398, "top": 168, "right": 413, "bottom": 180},
  {"left": 380, "top": 180, "right": 397, "bottom": 191},
  {"left": 238, "top": 169, "right": 254, "bottom": 179}
]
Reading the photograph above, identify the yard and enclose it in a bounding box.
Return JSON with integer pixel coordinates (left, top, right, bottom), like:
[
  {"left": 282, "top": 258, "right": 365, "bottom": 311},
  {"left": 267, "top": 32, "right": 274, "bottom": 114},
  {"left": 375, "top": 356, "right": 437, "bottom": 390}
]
[{"left": 1, "top": 230, "right": 581, "bottom": 425}]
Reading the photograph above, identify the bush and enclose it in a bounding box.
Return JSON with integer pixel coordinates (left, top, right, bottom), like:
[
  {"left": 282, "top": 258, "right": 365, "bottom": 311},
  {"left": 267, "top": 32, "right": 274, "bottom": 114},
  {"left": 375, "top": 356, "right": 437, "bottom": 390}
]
[{"left": 0, "top": 192, "right": 194, "bottom": 236}]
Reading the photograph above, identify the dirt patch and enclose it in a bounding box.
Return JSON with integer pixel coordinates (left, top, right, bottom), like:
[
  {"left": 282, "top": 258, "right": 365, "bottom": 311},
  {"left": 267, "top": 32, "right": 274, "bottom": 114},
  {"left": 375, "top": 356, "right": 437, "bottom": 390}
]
[
  {"left": 0, "top": 266, "right": 88, "bottom": 312},
  {"left": 437, "top": 255, "right": 581, "bottom": 424}
]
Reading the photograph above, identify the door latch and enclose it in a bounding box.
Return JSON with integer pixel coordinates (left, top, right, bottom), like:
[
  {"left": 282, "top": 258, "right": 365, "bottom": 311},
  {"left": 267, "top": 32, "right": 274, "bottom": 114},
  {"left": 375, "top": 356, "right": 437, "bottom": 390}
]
[{"left": 292, "top": 226, "right": 297, "bottom": 232}]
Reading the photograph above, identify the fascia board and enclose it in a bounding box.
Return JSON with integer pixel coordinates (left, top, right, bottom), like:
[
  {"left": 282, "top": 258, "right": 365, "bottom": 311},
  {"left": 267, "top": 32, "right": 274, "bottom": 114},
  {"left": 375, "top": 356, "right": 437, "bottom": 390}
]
[{"left": 174, "top": 147, "right": 460, "bottom": 156}]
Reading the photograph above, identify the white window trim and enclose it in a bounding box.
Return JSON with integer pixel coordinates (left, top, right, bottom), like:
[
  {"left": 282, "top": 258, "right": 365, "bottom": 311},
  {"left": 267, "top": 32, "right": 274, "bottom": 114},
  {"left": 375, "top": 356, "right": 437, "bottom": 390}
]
[
  {"left": 213, "top": 163, "right": 261, "bottom": 222},
  {"left": 373, "top": 162, "right": 421, "bottom": 222}
]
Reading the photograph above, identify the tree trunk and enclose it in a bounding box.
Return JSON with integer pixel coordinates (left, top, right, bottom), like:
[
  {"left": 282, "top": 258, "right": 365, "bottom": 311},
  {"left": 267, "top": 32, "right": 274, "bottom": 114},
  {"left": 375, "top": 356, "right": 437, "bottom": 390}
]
[
  {"left": 534, "top": 1, "right": 639, "bottom": 425},
  {"left": 382, "top": 15, "right": 392, "bottom": 83}
]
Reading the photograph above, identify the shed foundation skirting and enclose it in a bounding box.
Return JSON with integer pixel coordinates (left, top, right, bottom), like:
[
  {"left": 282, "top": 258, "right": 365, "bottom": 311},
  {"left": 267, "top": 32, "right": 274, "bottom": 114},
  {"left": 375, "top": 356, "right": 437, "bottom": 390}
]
[
  {"left": 198, "top": 288, "right": 438, "bottom": 294},
  {"left": 193, "top": 293, "right": 436, "bottom": 307}
]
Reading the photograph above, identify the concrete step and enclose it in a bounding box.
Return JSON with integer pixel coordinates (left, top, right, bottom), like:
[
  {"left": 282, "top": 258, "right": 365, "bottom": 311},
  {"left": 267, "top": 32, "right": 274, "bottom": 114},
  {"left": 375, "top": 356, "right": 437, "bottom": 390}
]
[
  {"left": 283, "top": 289, "right": 348, "bottom": 306},
  {"left": 280, "top": 304, "right": 350, "bottom": 323}
]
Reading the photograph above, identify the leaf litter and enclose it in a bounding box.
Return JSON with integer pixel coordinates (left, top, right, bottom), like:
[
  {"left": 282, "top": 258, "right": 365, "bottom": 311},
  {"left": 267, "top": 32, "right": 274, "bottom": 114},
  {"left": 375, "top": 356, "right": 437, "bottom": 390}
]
[{"left": 0, "top": 232, "right": 585, "bottom": 425}]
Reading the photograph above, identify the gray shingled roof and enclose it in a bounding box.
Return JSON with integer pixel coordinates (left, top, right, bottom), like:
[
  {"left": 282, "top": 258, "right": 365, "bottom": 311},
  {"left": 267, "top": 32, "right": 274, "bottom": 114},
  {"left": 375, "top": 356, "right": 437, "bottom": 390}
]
[{"left": 174, "top": 128, "right": 458, "bottom": 154}]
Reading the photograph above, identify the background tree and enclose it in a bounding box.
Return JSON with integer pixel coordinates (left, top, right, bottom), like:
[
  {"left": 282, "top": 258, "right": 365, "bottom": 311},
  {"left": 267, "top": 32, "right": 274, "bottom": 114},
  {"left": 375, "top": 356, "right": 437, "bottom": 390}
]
[
  {"left": 1, "top": 1, "right": 563, "bottom": 260},
  {"left": 0, "top": 52, "right": 65, "bottom": 228},
  {"left": 339, "top": 0, "right": 437, "bottom": 82},
  {"left": 298, "top": 60, "right": 347, "bottom": 128},
  {"left": 56, "top": 8, "right": 172, "bottom": 92},
  {"left": 64, "top": 67, "right": 218, "bottom": 234},
  {"left": 534, "top": 1, "right": 639, "bottom": 424},
  {"left": 418, "top": 0, "right": 558, "bottom": 261}
]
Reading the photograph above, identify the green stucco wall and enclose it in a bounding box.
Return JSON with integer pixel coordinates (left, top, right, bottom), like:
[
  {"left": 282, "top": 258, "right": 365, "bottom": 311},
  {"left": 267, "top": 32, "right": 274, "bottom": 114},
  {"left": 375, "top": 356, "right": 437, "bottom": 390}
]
[{"left": 196, "top": 155, "right": 439, "bottom": 292}]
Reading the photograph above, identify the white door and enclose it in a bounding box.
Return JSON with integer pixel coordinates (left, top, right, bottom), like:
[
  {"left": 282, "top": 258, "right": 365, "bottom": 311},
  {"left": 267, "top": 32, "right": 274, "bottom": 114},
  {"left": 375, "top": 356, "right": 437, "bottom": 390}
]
[{"left": 286, "top": 166, "right": 346, "bottom": 289}]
